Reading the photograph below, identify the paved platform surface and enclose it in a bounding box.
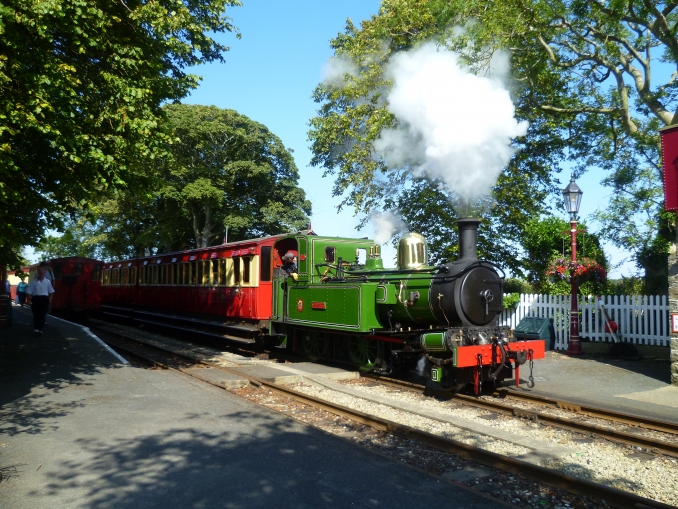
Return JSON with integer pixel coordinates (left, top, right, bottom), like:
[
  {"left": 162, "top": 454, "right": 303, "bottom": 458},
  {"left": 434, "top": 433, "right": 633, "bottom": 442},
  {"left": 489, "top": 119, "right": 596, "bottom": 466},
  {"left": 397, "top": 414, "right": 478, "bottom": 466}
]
[
  {"left": 504, "top": 349, "right": 678, "bottom": 423},
  {"left": 0, "top": 306, "right": 507, "bottom": 509}
]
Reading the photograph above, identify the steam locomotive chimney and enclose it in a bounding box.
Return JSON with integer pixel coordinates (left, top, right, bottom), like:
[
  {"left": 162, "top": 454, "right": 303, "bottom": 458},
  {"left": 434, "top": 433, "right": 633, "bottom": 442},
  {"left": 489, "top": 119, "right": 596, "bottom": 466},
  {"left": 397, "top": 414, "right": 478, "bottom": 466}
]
[{"left": 456, "top": 218, "right": 481, "bottom": 262}]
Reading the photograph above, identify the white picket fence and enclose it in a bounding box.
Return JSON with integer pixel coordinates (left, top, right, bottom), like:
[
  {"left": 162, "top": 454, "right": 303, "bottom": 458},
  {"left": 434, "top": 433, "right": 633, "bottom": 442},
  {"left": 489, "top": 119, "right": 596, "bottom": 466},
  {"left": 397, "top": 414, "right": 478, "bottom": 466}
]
[{"left": 498, "top": 294, "right": 670, "bottom": 350}]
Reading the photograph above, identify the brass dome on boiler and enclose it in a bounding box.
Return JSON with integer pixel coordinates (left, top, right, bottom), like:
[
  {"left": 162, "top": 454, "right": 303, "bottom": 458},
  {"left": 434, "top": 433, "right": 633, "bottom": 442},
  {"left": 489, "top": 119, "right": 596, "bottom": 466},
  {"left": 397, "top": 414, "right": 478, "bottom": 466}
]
[{"left": 397, "top": 233, "right": 428, "bottom": 269}]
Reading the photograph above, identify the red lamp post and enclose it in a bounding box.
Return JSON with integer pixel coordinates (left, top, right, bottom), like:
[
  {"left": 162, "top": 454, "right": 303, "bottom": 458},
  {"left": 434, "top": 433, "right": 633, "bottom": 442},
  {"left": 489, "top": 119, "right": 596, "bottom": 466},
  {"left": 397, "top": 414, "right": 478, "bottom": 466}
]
[{"left": 563, "top": 177, "right": 584, "bottom": 356}]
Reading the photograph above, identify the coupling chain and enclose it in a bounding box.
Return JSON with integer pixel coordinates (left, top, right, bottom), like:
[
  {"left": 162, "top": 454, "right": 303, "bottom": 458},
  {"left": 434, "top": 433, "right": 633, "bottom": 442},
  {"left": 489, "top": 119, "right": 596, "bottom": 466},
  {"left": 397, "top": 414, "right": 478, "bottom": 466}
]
[{"left": 527, "top": 349, "right": 535, "bottom": 388}]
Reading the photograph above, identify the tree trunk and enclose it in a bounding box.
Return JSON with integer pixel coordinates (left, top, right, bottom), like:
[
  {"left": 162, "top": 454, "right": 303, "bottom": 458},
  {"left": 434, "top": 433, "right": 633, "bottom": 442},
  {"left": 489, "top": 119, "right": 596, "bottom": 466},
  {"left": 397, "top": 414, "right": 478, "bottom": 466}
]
[
  {"left": 202, "top": 204, "right": 212, "bottom": 248},
  {"left": 191, "top": 206, "right": 202, "bottom": 248}
]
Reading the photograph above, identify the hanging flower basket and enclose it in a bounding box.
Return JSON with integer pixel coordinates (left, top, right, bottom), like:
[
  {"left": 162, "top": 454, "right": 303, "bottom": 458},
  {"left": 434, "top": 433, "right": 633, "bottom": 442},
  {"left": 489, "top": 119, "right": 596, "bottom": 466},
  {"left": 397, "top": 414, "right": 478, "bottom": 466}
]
[{"left": 546, "top": 257, "right": 607, "bottom": 286}]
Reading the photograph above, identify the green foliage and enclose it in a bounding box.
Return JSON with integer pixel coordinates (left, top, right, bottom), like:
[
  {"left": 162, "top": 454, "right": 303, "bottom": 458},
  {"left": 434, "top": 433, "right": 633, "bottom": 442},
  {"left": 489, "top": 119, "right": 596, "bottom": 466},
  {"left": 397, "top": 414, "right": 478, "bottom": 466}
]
[
  {"left": 522, "top": 216, "right": 606, "bottom": 282},
  {"left": 503, "top": 292, "right": 521, "bottom": 309},
  {"left": 0, "top": 0, "right": 241, "bottom": 263},
  {"left": 607, "top": 276, "right": 645, "bottom": 296},
  {"left": 34, "top": 216, "right": 104, "bottom": 260},
  {"left": 51, "top": 105, "right": 312, "bottom": 260},
  {"left": 158, "top": 104, "right": 312, "bottom": 249},
  {"left": 309, "top": 0, "right": 678, "bottom": 290},
  {"left": 522, "top": 216, "right": 607, "bottom": 293},
  {"left": 504, "top": 277, "right": 533, "bottom": 294}
]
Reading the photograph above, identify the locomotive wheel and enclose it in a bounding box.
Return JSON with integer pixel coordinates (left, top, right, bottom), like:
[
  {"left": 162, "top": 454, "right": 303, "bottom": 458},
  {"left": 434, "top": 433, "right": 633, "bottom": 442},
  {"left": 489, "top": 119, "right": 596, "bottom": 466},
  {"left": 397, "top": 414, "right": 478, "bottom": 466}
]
[
  {"left": 301, "top": 331, "right": 327, "bottom": 361},
  {"left": 348, "top": 336, "right": 378, "bottom": 371}
]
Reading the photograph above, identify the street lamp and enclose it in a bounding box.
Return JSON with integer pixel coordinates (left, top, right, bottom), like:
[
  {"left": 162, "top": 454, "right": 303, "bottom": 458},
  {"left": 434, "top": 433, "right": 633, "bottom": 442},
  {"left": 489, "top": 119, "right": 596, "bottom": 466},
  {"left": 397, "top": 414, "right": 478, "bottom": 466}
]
[{"left": 562, "top": 177, "right": 584, "bottom": 355}]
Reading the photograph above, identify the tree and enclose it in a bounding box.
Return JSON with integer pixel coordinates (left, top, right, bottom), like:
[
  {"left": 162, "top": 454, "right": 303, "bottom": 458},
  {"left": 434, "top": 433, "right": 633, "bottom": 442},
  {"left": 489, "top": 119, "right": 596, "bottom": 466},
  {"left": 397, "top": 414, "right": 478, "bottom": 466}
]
[
  {"left": 308, "top": 0, "right": 678, "bottom": 288},
  {"left": 456, "top": 0, "right": 677, "bottom": 292},
  {"left": 308, "top": 0, "right": 567, "bottom": 274},
  {"left": 34, "top": 216, "right": 102, "bottom": 260},
  {"left": 159, "top": 104, "right": 312, "bottom": 248},
  {"left": 0, "top": 0, "right": 241, "bottom": 263},
  {"left": 41, "top": 105, "right": 312, "bottom": 260},
  {"left": 521, "top": 215, "right": 607, "bottom": 293}
]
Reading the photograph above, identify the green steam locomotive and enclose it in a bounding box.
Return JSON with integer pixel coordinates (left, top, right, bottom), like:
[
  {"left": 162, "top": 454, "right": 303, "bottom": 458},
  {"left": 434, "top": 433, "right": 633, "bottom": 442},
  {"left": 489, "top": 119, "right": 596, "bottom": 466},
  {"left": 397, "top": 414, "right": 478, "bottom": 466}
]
[{"left": 271, "top": 218, "right": 545, "bottom": 392}]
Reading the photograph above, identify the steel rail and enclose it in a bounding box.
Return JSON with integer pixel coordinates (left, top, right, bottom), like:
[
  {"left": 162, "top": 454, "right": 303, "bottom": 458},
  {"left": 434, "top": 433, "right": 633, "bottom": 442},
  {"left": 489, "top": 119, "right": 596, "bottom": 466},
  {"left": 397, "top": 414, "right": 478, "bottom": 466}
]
[
  {"left": 364, "top": 374, "right": 678, "bottom": 458},
  {"left": 491, "top": 388, "right": 678, "bottom": 435},
  {"left": 97, "top": 330, "right": 675, "bottom": 509}
]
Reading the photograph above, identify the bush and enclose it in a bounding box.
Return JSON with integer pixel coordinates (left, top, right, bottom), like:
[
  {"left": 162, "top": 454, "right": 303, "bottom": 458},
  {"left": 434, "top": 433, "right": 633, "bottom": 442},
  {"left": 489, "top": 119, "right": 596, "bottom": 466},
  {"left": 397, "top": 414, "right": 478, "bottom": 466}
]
[
  {"left": 606, "top": 277, "right": 645, "bottom": 295},
  {"left": 504, "top": 277, "right": 533, "bottom": 294},
  {"left": 503, "top": 293, "right": 521, "bottom": 309}
]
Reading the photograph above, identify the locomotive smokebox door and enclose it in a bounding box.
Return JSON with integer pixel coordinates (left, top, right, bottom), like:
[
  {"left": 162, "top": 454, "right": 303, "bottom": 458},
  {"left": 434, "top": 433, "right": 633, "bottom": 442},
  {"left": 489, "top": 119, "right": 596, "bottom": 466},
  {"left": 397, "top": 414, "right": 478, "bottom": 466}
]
[{"left": 458, "top": 268, "right": 503, "bottom": 324}]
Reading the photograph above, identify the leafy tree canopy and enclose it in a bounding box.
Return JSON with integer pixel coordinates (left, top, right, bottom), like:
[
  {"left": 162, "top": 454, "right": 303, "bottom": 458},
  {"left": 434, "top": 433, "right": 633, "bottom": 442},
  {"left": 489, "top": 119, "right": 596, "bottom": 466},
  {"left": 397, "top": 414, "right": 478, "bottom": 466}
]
[
  {"left": 521, "top": 215, "right": 607, "bottom": 293},
  {"left": 0, "top": 0, "right": 241, "bottom": 265},
  {"left": 39, "top": 105, "right": 312, "bottom": 260},
  {"left": 308, "top": 0, "right": 678, "bottom": 286},
  {"left": 158, "top": 104, "right": 312, "bottom": 250}
]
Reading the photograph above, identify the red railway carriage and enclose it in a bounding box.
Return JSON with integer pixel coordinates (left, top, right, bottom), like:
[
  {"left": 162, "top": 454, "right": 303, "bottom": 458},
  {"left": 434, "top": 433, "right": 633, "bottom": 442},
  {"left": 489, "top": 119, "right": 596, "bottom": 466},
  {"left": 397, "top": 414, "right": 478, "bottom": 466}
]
[
  {"left": 100, "top": 234, "right": 300, "bottom": 325},
  {"left": 27, "top": 257, "right": 104, "bottom": 319}
]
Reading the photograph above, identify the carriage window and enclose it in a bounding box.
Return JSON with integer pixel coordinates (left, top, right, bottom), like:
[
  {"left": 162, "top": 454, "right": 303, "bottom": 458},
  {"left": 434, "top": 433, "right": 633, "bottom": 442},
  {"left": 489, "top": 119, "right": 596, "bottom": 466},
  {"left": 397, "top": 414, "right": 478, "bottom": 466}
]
[
  {"left": 102, "top": 270, "right": 110, "bottom": 285},
  {"left": 232, "top": 257, "right": 240, "bottom": 286},
  {"left": 121, "top": 267, "right": 129, "bottom": 285},
  {"left": 324, "top": 246, "right": 335, "bottom": 263},
  {"left": 219, "top": 259, "right": 227, "bottom": 285},
  {"left": 112, "top": 269, "right": 119, "bottom": 285},
  {"left": 242, "top": 256, "right": 251, "bottom": 284},
  {"left": 93, "top": 265, "right": 102, "bottom": 282},
  {"left": 181, "top": 263, "right": 188, "bottom": 285},
  {"left": 201, "top": 261, "right": 209, "bottom": 285},
  {"left": 260, "top": 246, "right": 272, "bottom": 282},
  {"left": 211, "top": 260, "right": 219, "bottom": 285},
  {"left": 173, "top": 264, "right": 179, "bottom": 285},
  {"left": 74, "top": 263, "right": 83, "bottom": 276},
  {"left": 193, "top": 261, "right": 201, "bottom": 285},
  {"left": 130, "top": 267, "right": 137, "bottom": 285}
]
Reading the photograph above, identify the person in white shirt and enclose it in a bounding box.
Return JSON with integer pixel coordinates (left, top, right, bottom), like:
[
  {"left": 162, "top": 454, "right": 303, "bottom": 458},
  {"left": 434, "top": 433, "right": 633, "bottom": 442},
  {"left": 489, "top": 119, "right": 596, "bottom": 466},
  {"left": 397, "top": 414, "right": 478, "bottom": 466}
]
[{"left": 26, "top": 265, "right": 55, "bottom": 336}]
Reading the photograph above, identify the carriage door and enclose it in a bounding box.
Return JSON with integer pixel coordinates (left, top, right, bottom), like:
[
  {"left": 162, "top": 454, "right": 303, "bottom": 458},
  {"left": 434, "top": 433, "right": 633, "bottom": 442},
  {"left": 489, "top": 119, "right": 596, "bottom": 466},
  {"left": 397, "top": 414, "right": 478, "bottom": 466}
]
[{"left": 296, "top": 237, "right": 308, "bottom": 278}]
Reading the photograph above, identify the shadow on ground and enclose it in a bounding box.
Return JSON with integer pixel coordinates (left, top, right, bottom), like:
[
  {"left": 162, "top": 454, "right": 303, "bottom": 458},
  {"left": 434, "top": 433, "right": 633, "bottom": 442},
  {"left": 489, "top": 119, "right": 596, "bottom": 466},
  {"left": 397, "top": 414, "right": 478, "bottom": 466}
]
[{"left": 0, "top": 308, "right": 123, "bottom": 436}]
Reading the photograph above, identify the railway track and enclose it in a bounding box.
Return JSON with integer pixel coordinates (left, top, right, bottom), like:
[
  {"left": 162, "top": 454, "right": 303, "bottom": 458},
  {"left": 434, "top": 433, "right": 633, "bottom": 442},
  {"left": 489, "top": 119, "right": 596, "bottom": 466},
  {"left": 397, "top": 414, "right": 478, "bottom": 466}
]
[
  {"left": 91, "top": 324, "right": 676, "bottom": 509},
  {"left": 365, "top": 374, "right": 678, "bottom": 458}
]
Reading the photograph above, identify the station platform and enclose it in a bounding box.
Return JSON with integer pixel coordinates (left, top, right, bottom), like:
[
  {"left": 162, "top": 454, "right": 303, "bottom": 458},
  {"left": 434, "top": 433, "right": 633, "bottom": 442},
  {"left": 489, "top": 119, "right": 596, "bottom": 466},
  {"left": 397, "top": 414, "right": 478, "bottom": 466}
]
[{"left": 0, "top": 306, "right": 507, "bottom": 509}]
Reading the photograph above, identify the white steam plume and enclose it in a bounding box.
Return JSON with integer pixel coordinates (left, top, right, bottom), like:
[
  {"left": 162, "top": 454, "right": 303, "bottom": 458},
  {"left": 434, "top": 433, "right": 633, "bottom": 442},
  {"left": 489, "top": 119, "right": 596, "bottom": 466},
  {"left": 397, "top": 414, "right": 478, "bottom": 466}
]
[
  {"left": 321, "top": 56, "right": 359, "bottom": 88},
  {"left": 371, "top": 211, "right": 405, "bottom": 245},
  {"left": 374, "top": 42, "right": 528, "bottom": 201}
]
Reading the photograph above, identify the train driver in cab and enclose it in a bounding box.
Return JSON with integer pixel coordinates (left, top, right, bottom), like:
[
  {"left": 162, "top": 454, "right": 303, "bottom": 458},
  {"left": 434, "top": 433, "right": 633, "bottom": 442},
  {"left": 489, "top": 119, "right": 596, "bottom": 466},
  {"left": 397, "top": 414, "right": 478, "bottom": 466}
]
[{"left": 281, "top": 252, "right": 299, "bottom": 281}]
